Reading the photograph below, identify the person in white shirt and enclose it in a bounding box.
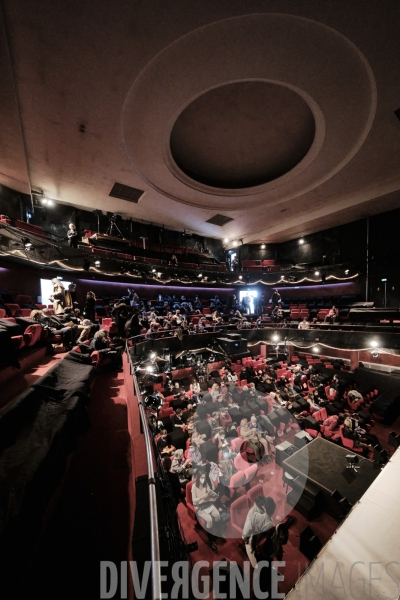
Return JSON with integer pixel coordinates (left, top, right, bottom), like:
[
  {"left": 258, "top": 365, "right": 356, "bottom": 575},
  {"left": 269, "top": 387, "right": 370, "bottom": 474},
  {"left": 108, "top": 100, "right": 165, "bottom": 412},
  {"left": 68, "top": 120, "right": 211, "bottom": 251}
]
[
  {"left": 242, "top": 496, "right": 276, "bottom": 567},
  {"left": 298, "top": 317, "right": 310, "bottom": 329}
]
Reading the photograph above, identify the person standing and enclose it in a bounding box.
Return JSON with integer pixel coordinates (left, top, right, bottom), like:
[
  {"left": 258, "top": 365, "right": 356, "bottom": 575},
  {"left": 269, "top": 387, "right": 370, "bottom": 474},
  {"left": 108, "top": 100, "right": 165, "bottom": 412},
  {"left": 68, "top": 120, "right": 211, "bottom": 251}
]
[
  {"left": 50, "top": 278, "right": 66, "bottom": 314},
  {"left": 64, "top": 283, "right": 77, "bottom": 310},
  {"left": 242, "top": 496, "right": 276, "bottom": 568},
  {"left": 84, "top": 291, "right": 96, "bottom": 323},
  {"left": 271, "top": 289, "right": 281, "bottom": 306},
  {"left": 67, "top": 223, "right": 78, "bottom": 248}
]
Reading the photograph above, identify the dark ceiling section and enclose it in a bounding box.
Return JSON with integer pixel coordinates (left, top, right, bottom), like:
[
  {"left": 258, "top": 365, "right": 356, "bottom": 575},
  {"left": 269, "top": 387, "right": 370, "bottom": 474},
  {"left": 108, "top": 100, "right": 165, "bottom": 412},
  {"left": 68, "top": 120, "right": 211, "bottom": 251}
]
[
  {"left": 205, "top": 214, "right": 234, "bottom": 226},
  {"left": 108, "top": 183, "right": 145, "bottom": 203},
  {"left": 170, "top": 81, "right": 315, "bottom": 189}
]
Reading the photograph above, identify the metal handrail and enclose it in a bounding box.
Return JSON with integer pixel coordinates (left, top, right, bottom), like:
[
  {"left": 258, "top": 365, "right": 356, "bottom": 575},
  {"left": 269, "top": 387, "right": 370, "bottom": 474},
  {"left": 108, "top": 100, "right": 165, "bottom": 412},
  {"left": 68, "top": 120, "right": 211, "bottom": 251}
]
[{"left": 128, "top": 347, "right": 162, "bottom": 600}]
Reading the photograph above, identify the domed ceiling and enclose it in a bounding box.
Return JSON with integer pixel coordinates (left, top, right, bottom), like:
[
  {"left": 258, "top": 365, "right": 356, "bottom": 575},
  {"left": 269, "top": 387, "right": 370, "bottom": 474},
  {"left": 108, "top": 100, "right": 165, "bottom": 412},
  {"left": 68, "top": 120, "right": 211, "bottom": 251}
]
[{"left": 1, "top": 1, "right": 400, "bottom": 243}]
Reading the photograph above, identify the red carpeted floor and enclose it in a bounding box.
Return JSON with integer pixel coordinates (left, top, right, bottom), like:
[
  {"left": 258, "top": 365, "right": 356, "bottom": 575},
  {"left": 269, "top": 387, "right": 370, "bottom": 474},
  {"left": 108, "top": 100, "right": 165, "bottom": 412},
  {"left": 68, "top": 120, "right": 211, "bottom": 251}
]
[
  {"left": 177, "top": 414, "right": 400, "bottom": 597},
  {"left": 17, "top": 369, "right": 131, "bottom": 600}
]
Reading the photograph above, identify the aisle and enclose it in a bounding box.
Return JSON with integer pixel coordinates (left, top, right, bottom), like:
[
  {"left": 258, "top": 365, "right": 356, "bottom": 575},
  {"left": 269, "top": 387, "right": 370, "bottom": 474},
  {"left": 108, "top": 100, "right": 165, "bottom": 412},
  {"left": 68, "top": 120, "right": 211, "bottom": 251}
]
[{"left": 18, "top": 370, "right": 131, "bottom": 600}]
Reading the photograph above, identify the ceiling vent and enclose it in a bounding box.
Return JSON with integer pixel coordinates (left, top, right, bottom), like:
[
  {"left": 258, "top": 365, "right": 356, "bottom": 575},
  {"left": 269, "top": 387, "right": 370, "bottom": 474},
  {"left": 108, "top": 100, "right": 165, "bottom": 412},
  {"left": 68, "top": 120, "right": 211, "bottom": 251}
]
[
  {"left": 205, "top": 214, "right": 234, "bottom": 227},
  {"left": 109, "top": 182, "right": 145, "bottom": 203}
]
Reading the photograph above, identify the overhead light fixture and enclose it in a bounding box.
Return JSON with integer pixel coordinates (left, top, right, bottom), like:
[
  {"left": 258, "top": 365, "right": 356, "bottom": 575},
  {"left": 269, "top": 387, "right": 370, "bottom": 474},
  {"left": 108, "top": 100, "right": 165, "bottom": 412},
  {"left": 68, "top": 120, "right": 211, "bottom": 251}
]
[
  {"left": 299, "top": 238, "right": 305, "bottom": 245},
  {"left": 22, "top": 237, "right": 32, "bottom": 250},
  {"left": 261, "top": 244, "right": 266, "bottom": 249},
  {"left": 224, "top": 238, "right": 229, "bottom": 243},
  {"left": 315, "top": 271, "right": 320, "bottom": 276},
  {"left": 94, "top": 260, "right": 101, "bottom": 267}
]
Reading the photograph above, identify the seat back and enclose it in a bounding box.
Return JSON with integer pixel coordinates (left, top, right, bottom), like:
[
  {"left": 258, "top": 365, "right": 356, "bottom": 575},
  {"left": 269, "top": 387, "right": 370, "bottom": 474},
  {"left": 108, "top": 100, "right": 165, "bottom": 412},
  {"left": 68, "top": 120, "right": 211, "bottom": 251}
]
[
  {"left": 230, "top": 496, "right": 250, "bottom": 534},
  {"left": 233, "top": 453, "right": 250, "bottom": 472},
  {"left": 247, "top": 483, "right": 264, "bottom": 506},
  {"left": 229, "top": 470, "right": 246, "bottom": 489}
]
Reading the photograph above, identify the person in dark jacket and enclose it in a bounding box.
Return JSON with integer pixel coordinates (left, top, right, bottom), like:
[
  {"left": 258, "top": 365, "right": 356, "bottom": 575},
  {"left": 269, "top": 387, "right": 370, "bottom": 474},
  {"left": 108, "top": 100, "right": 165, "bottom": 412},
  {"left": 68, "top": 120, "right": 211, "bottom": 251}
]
[{"left": 84, "top": 291, "right": 96, "bottom": 323}]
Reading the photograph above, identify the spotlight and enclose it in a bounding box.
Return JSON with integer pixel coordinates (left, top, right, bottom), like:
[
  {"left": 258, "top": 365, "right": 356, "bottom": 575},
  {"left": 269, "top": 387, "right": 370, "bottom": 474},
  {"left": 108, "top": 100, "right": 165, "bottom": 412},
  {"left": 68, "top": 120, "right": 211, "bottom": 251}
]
[
  {"left": 315, "top": 271, "right": 320, "bottom": 276},
  {"left": 312, "top": 346, "right": 319, "bottom": 353},
  {"left": 344, "top": 269, "right": 349, "bottom": 275},
  {"left": 22, "top": 237, "right": 32, "bottom": 250},
  {"left": 345, "top": 454, "right": 360, "bottom": 471},
  {"left": 94, "top": 260, "right": 101, "bottom": 267},
  {"left": 272, "top": 333, "right": 279, "bottom": 342},
  {"left": 261, "top": 244, "right": 266, "bottom": 249},
  {"left": 370, "top": 340, "right": 378, "bottom": 348},
  {"left": 83, "top": 257, "right": 91, "bottom": 271},
  {"left": 299, "top": 238, "right": 305, "bottom": 245}
]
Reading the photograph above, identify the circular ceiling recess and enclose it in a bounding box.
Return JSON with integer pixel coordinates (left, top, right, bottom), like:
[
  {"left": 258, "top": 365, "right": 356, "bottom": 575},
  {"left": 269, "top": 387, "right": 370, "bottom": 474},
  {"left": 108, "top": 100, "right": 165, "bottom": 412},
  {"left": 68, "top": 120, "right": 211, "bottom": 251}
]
[{"left": 170, "top": 82, "right": 315, "bottom": 189}]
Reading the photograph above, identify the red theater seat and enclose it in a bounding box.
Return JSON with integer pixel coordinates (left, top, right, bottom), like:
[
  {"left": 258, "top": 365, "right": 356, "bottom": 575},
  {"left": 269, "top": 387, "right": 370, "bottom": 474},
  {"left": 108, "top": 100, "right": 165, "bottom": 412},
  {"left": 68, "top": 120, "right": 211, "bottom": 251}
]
[
  {"left": 4, "top": 304, "right": 21, "bottom": 316},
  {"left": 230, "top": 495, "right": 250, "bottom": 536},
  {"left": 23, "top": 324, "right": 42, "bottom": 347}
]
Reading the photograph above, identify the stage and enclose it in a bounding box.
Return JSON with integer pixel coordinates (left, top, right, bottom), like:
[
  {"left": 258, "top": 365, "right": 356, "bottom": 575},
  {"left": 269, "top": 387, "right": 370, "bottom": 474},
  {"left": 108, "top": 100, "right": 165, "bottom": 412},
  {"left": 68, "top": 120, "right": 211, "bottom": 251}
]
[{"left": 282, "top": 437, "right": 381, "bottom": 518}]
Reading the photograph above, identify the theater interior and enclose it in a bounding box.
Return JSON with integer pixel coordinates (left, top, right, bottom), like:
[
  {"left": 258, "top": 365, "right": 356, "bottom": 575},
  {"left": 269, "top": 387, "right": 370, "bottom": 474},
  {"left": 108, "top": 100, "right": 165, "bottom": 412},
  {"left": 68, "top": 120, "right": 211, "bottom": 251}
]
[{"left": 1, "top": 2, "right": 400, "bottom": 599}]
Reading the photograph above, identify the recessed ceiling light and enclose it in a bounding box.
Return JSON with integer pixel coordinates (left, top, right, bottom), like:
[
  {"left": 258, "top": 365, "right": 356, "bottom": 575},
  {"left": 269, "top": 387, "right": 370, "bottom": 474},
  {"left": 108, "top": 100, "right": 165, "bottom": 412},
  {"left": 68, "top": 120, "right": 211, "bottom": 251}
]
[
  {"left": 224, "top": 238, "right": 229, "bottom": 243},
  {"left": 233, "top": 240, "right": 238, "bottom": 247}
]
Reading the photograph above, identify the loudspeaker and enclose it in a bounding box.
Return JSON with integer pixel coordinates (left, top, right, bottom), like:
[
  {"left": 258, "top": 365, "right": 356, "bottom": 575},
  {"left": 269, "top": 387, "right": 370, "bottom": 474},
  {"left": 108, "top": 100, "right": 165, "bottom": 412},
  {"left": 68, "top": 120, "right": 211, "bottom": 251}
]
[
  {"left": 299, "top": 525, "right": 322, "bottom": 561},
  {"left": 226, "top": 333, "right": 242, "bottom": 341},
  {"left": 217, "top": 337, "right": 248, "bottom": 354}
]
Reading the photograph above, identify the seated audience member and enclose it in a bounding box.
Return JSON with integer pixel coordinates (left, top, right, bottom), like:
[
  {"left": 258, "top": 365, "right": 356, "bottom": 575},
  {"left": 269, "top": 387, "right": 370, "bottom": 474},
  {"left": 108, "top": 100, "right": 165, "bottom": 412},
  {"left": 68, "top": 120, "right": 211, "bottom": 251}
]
[
  {"left": 171, "top": 449, "right": 192, "bottom": 486},
  {"left": 89, "top": 329, "right": 112, "bottom": 352},
  {"left": 191, "top": 470, "right": 225, "bottom": 550},
  {"left": 31, "top": 308, "right": 79, "bottom": 350},
  {"left": 324, "top": 306, "right": 339, "bottom": 323},
  {"left": 157, "top": 430, "right": 175, "bottom": 456},
  {"left": 239, "top": 419, "right": 266, "bottom": 461},
  {"left": 187, "top": 441, "right": 203, "bottom": 467},
  {"left": 162, "top": 457, "right": 181, "bottom": 507},
  {"left": 171, "top": 408, "right": 186, "bottom": 431},
  {"left": 298, "top": 317, "right": 310, "bottom": 330}
]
